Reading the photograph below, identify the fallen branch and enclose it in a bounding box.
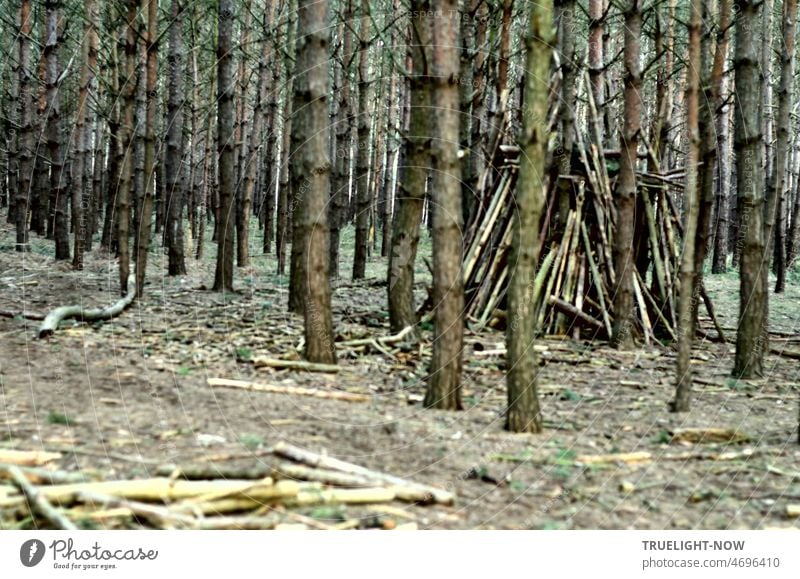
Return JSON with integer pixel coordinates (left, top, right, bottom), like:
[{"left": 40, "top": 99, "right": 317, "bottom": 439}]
[
  {"left": 769, "top": 347, "right": 800, "bottom": 360},
  {"left": 0, "top": 464, "right": 89, "bottom": 485},
  {"left": 273, "top": 441, "right": 454, "bottom": 505},
  {"left": 208, "top": 377, "right": 367, "bottom": 402},
  {"left": 0, "top": 309, "right": 45, "bottom": 321},
  {"left": 548, "top": 296, "right": 606, "bottom": 334},
  {"left": 0, "top": 449, "right": 62, "bottom": 466},
  {"left": 338, "top": 325, "right": 416, "bottom": 348},
  {"left": 253, "top": 357, "right": 340, "bottom": 373},
  {"left": 38, "top": 274, "right": 136, "bottom": 338},
  {"left": 3, "top": 464, "right": 77, "bottom": 529}
]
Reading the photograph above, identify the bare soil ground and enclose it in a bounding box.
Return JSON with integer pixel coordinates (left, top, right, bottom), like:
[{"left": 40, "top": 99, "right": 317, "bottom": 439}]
[{"left": 1, "top": 224, "right": 799, "bottom": 529}]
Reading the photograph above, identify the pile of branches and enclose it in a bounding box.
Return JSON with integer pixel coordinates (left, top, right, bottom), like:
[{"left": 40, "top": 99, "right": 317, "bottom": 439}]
[
  {"left": 462, "top": 111, "right": 723, "bottom": 344},
  {"left": 0, "top": 443, "right": 453, "bottom": 530}
]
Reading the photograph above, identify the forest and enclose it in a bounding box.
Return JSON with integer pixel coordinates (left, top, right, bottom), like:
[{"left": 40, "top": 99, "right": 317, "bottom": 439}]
[{"left": 0, "top": 0, "right": 798, "bottom": 530}]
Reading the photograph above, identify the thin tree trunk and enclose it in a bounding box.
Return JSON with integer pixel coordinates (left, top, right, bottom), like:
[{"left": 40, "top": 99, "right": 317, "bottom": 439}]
[
  {"left": 672, "top": 0, "right": 702, "bottom": 413},
  {"left": 425, "top": 0, "right": 463, "bottom": 411},
  {"left": 733, "top": 0, "right": 766, "bottom": 378},
  {"left": 352, "top": 0, "right": 372, "bottom": 280},
  {"left": 15, "top": 0, "right": 34, "bottom": 252},
  {"left": 45, "top": 0, "right": 68, "bottom": 261},
  {"left": 611, "top": 0, "right": 642, "bottom": 348},
  {"left": 213, "top": 0, "right": 236, "bottom": 292},
  {"left": 292, "top": 0, "right": 337, "bottom": 364},
  {"left": 506, "top": 0, "right": 553, "bottom": 433},
  {"left": 769, "top": 0, "right": 796, "bottom": 294},
  {"left": 387, "top": 0, "right": 432, "bottom": 334},
  {"left": 165, "top": 0, "right": 186, "bottom": 276}
]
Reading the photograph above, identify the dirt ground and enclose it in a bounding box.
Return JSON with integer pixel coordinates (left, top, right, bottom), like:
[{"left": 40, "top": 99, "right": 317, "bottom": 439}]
[{"left": 1, "top": 224, "right": 799, "bottom": 529}]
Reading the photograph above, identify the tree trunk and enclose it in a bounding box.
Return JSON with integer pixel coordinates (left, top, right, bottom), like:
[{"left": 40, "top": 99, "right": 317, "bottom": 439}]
[
  {"left": 235, "top": 0, "right": 254, "bottom": 267},
  {"left": 15, "top": 0, "right": 34, "bottom": 253},
  {"left": 291, "top": 0, "right": 337, "bottom": 364},
  {"left": 588, "top": 0, "right": 606, "bottom": 144},
  {"left": 213, "top": 0, "right": 236, "bottom": 292},
  {"left": 70, "top": 0, "right": 98, "bottom": 270},
  {"left": 165, "top": 0, "right": 186, "bottom": 276},
  {"left": 610, "top": 0, "right": 642, "bottom": 348},
  {"left": 506, "top": 0, "right": 553, "bottom": 433},
  {"left": 768, "top": 0, "right": 796, "bottom": 294},
  {"left": 425, "top": 0, "right": 463, "bottom": 411},
  {"left": 733, "top": 0, "right": 766, "bottom": 378},
  {"left": 352, "top": 0, "right": 372, "bottom": 280},
  {"left": 134, "top": 0, "right": 159, "bottom": 297},
  {"left": 555, "top": 0, "right": 577, "bottom": 233},
  {"left": 44, "top": 0, "right": 68, "bottom": 261},
  {"left": 672, "top": 0, "right": 702, "bottom": 413},
  {"left": 387, "top": 0, "right": 432, "bottom": 334},
  {"left": 329, "top": 0, "right": 354, "bottom": 278}
]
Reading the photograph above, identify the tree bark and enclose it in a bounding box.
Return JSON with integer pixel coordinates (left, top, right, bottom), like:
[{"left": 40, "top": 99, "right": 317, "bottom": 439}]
[
  {"left": 506, "top": 0, "right": 553, "bottom": 433},
  {"left": 165, "top": 0, "right": 187, "bottom": 276},
  {"left": 425, "top": 0, "right": 463, "bottom": 411},
  {"left": 387, "top": 0, "right": 432, "bottom": 334},
  {"left": 352, "top": 0, "right": 372, "bottom": 280},
  {"left": 292, "top": 0, "right": 337, "bottom": 364},
  {"left": 213, "top": 0, "right": 236, "bottom": 292},
  {"left": 15, "top": 0, "right": 34, "bottom": 253},
  {"left": 768, "top": 0, "right": 796, "bottom": 294},
  {"left": 733, "top": 0, "right": 766, "bottom": 378},
  {"left": 610, "top": 0, "right": 642, "bottom": 348},
  {"left": 672, "top": 0, "right": 702, "bottom": 413}
]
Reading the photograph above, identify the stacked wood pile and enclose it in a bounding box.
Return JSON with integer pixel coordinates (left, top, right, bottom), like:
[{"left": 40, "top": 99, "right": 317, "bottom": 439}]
[
  {"left": 462, "top": 111, "right": 724, "bottom": 344},
  {"left": 0, "top": 443, "right": 453, "bottom": 530}
]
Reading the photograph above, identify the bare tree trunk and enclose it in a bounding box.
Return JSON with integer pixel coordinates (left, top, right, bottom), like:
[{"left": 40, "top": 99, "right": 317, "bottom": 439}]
[
  {"left": 733, "top": 0, "right": 766, "bottom": 378},
  {"left": 235, "top": 0, "right": 254, "bottom": 268},
  {"left": 672, "top": 0, "right": 702, "bottom": 413},
  {"left": 239, "top": 1, "right": 276, "bottom": 270},
  {"left": 69, "top": 0, "right": 97, "bottom": 270},
  {"left": 352, "top": 0, "right": 372, "bottom": 280},
  {"left": 213, "top": 0, "right": 236, "bottom": 292},
  {"left": 769, "top": 0, "right": 796, "bottom": 294},
  {"left": 45, "top": 0, "right": 68, "bottom": 261},
  {"left": 165, "top": 0, "right": 186, "bottom": 276},
  {"left": 329, "top": 0, "right": 354, "bottom": 278},
  {"left": 588, "top": 0, "right": 605, "bottom": 144},
  {"left": 506, "top": 0, "right": 553, "bottom": 433},
  {"left": 387, "top": 0, "right": 432, "bottom": 334},
  {"left": 555, "top": 0, "right": 577, "bottom": 232},
  {"left": 425, "top": 0, "right": 463, "bottom": 411},
  {"left": 15, "top": 0, "right": 34, "bottom": 252},
  {"left": 611, "top": 0, "right": 642, "bottom": 348},
  {"left": 711, "top": 0, "right": 733, "bottom": 274},
  {"left": 292, "top": 0, "right": 337, "bottom": 364},
  {"left": 787, "top": 131, "right": 800, "bottom": 266},
  {"left": 761, "top": 0, "right": 775, "bottom": 186}
]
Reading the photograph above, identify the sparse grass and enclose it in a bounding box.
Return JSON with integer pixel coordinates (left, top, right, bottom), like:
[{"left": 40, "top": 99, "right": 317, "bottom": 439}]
[{"left": 47, "top": 410, "right": 74, "bottom": 426}]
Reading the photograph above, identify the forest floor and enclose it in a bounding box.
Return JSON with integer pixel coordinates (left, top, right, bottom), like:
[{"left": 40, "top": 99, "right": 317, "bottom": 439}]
[{"left": 0, "top": 223, "right": 799, "bottom": 529}]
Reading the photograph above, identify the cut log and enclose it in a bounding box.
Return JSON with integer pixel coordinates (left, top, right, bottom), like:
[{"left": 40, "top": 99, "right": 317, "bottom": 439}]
[{"left": 38, "top": 274, "right": 137, "bottom": 338}]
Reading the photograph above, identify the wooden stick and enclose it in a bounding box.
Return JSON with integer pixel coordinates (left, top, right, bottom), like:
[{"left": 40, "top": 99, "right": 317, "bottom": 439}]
[
  {"left": 38, "top": 274, "right": 137, "bottom": 338},
  {"left": 581, "top": 223, "right": 613, "bottom": 336},
  {"left": 208, "top": 378, "right": 367, "bottom": 402},
  {"left": 0, "top": 464, "right": 89, "bottom": 485},
  {"left": 548, "top": 296, "right": 605, "bottom": 333},
  {"left": 0, "top": 449, "right": 62, "bottom": 466},
  {"left": 3, "top": 465, "right": 78, "bottom": 529},
  {"left": 253, "top": 358, "right": 340, "bottom": 373},
  {"left": 338, "top": 325, "right": 415, "bottom": 348},
  {"left": 272, "top": 442, "right": 455, "bottom": 505},
  {"left": 0, "top": 477, "right": 300, "bottom": 509},
  {"left": 0, "top": 309, "right": 45, "bottom": 321}
]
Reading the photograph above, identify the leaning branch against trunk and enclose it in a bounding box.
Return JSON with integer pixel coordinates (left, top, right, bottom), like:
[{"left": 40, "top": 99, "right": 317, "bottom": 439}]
[{"left": 38, "top": 275, "right": 136, "bottom": 338}]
